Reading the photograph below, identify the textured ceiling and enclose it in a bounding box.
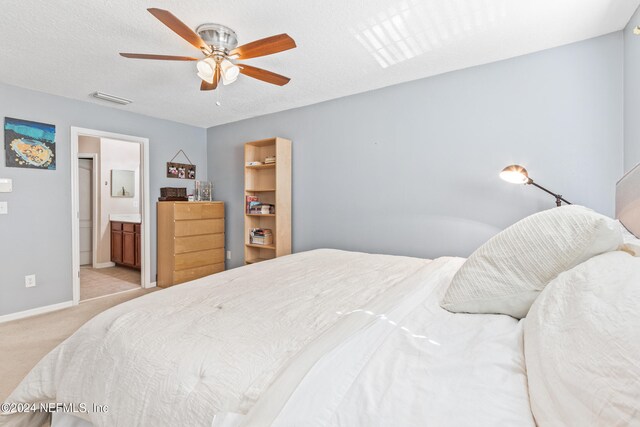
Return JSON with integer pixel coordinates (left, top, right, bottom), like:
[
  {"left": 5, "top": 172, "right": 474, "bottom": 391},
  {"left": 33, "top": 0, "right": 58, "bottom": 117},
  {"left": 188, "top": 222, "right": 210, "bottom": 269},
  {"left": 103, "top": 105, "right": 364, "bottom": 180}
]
[{"left": 1, "top": 0, "right": 639, "bottom": 128}]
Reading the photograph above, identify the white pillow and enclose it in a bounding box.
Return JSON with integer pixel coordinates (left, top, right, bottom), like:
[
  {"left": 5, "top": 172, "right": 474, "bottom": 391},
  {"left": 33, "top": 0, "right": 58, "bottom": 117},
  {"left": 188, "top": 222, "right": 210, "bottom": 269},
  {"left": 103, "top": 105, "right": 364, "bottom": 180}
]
[
  {"left": 617, "top": 220, "right": 640, "bottom": 256},
  {"left": 524, "top": 251, "right": 640, "bottom": 426},
  {"left": 441, "top": 205, "right": 622, "bottom": 318}
]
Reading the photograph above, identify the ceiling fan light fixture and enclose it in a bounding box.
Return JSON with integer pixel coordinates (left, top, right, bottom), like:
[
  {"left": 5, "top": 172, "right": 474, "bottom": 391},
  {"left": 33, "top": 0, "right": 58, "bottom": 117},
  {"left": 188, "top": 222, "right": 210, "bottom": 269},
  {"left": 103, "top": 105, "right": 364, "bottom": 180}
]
[
  {"left": 197, "top": 70, "right": 214, "bottom": 84},
  {"left": 196, "top": 58, "right": 216, "bottom": 83},
  {"left": 220, "top": 59, "right": 239, "bottom": 85},
  {"left": 122, "top": 8, "right": 296, "bottom": 92}
]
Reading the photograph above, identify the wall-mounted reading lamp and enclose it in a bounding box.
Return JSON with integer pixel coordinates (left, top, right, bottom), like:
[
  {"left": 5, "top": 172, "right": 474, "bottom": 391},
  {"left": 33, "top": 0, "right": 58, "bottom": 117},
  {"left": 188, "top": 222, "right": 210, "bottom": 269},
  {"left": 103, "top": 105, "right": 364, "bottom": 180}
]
[{"left": 500, "top": 165, "right": 571, "bottom": 207}]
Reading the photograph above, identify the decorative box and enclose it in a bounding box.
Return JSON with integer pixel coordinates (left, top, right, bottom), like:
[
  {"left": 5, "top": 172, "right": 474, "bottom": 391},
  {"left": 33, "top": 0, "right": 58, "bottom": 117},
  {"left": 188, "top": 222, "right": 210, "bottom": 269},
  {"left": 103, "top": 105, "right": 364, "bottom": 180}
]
[{"left": 159, "top": 187, "right": 188, "bottom": 201}]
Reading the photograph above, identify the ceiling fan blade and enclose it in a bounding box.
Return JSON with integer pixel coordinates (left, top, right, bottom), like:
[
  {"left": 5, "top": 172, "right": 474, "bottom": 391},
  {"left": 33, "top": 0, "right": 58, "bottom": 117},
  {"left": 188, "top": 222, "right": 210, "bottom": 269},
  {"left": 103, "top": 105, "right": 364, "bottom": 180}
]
[
  {"left": 238, "top": 64, "right": 291, "bottom": 86},
  {"left": 120, "top": 53, "right": 199, "bottom": 61},
  {"left": 147, "top": 8, "right": 210, "bottom": 53},
  {"left": 230, "top": 34, "right": 296, "bottom": 59},
  {"left": 200, "top": 65, "right": 221, "bottom": 91},
  {"left": 200, "top": 80, "right": 216, "bottom": 91}
]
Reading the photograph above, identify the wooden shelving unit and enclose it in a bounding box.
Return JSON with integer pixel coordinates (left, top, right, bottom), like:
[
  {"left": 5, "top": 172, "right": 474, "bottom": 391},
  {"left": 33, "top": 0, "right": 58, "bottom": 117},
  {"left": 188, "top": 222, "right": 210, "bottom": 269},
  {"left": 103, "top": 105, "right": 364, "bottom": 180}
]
[{"left": 244, "top": 137, "right": 291, "bottom": 265}]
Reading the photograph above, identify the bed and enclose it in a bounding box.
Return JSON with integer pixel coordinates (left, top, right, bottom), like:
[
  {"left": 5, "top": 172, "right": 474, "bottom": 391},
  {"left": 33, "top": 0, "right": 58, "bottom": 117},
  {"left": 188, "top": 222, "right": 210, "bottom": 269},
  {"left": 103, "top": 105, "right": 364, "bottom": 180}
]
[{"left": 1, "top": 166, "right": 639, "bottom": 427}]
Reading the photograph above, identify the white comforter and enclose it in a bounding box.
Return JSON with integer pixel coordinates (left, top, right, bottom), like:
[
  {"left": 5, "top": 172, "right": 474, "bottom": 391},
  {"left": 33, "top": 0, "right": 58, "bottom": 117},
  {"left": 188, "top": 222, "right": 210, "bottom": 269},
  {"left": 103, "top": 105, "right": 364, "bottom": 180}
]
[{"left": 1, "top": 249, "right": 534, "bottom": 427}]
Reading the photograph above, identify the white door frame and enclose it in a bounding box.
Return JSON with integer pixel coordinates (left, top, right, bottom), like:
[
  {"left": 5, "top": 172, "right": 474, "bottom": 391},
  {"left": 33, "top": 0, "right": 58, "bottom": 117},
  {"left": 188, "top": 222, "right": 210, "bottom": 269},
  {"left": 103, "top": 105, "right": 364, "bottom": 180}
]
[
  {"left": 70, "top": 127, "right": 153, "bottom": 306},
  {"left": 77, "top": 153, "right": 99, "bottom": 268}
]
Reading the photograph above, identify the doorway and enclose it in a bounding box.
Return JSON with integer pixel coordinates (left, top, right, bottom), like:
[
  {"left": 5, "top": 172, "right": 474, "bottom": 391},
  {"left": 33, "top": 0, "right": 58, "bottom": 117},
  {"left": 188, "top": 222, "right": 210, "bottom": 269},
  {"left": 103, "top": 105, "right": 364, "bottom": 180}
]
[
  {"left": 77, "top": 146, "right": 140, "bottom": 301},
  {"left": 71, "top": 127, "right": 152, "bottom": 305},
  {"left": 78, "top": 157, "right": 95, "bottom": 266}
]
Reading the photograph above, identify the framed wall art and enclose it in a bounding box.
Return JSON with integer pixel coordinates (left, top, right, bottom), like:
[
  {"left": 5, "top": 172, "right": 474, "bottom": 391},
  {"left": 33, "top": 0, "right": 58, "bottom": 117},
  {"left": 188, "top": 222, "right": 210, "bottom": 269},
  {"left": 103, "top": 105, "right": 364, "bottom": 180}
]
[
  {"left": 166, "top": 150, "right": 196, "bottom": 180},
  {"left": 4, "top": 117, "right": 56, "bottom": 170}
]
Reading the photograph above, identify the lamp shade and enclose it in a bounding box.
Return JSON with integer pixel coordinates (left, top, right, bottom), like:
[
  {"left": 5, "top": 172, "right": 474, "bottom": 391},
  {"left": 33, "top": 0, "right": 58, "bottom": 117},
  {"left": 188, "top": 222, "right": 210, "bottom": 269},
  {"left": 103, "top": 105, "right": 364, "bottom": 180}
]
[
  {"left": 500, "top": 164, "right": 530, "bottom": 184},
  {"left": 196, "top": 58, "right": 216, "bottom": 84},
  {"left": 220, "top": 59, "right": 239, "bottom": 85}
]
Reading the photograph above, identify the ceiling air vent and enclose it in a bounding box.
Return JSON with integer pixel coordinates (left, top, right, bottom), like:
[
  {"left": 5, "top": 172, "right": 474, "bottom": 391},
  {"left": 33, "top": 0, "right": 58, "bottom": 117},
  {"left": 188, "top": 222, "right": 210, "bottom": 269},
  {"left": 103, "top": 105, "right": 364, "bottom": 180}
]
[{"left": 91, "top": 91, "right": 133, "bottom": 105}]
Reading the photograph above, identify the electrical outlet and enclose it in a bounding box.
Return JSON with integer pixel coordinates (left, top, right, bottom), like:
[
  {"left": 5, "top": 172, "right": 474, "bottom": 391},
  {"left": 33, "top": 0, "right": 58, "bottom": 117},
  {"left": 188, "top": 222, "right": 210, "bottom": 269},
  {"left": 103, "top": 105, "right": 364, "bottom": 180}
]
[
  {"left": 25, "top": 274, "right": 36, "bottom": 288},
  {"left": 226, "top": 251, "right": 231, "bottom": 260}
]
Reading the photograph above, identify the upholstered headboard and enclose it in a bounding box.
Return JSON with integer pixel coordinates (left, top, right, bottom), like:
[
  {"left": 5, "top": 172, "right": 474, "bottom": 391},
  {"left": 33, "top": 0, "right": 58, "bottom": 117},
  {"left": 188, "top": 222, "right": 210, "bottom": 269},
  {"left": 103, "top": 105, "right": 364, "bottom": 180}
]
[{"left": 616, "top": 163, "right": 640, "bottom": 237}]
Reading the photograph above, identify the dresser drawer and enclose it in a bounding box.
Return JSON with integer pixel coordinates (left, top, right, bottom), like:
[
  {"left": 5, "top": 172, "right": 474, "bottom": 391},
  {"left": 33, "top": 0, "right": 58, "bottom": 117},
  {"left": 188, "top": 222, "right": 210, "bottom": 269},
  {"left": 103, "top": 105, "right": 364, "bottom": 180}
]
[
  {"left": 122, "top": 223, "right": 135, "bottom": 233},
  {"left": 173, "top": 262, "right": 225, "bottom": 284},
  {"left": 201, "top": 203, "right": 224, "bottom": 219},
  {"left": 174, "top": 203, "right": 224, "bottom": 220},
  {"left": 175, "top": 234, "right": 224, "bottom": 254},
  {"left": 174, "top": 248, "right": 225, "bottom": 270},
  {"left": 174, "top": 219, "right": 224, "bottom": 236}
]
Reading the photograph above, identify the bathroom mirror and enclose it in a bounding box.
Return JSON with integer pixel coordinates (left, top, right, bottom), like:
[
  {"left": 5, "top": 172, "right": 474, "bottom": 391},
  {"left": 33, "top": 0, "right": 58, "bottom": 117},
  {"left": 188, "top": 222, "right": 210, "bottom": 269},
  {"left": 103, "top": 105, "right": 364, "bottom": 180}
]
[{"left": 111, "top": 170, "right": 135, "bottom": 198}]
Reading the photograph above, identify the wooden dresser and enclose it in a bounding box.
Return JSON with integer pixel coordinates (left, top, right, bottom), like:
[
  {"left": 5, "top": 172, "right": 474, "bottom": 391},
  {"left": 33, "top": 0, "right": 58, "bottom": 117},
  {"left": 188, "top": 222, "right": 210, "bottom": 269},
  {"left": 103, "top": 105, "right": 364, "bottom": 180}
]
[{"left": 157, "top": 201, "right": 225, "bottom": 288}]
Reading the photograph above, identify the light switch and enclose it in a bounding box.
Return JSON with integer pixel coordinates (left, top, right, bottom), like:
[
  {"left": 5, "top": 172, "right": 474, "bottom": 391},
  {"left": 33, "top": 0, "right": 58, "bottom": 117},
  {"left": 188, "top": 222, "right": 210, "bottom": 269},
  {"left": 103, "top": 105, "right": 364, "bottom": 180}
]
[
  {"left": 0, "top": 202, "right": 7, "bottom": 215},
  {"left": 0, "top": 179, "right": 12, "bottom": 192}
]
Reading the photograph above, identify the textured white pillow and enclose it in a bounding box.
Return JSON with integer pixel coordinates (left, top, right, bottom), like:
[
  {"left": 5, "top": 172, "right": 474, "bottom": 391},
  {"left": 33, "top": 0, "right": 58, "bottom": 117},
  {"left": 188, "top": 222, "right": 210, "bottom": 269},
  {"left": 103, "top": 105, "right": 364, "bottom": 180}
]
[
  {"left": 441, "top": 205, "right": 622, "bottom": 318},
  {"left": 617, "top": 220, "right": 640, "bottom": 256},
  {"left": 524, "top": 251, "right": 640, "bottom": 426}
]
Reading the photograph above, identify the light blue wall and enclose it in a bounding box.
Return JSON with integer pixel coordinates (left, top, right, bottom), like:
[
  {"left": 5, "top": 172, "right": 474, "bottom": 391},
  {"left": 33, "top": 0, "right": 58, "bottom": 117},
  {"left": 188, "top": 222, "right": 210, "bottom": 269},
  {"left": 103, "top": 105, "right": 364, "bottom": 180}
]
[
  {"left": 0, "top": 83, "right": 207, "bottom": 316},
  {"left": 625, "top": 6, "right": 640, "bottom": 171},
  {"left": 207, "top": 33, "right": 624, "bottom": 269},
  {"left": 0, "top": 31, "right": 627, "bottom": 317}
]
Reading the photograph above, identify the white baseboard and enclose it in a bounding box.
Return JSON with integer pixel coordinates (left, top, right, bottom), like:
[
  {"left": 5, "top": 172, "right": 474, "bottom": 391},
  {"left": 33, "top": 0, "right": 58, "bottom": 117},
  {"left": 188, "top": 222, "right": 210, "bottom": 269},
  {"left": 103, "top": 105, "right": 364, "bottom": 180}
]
[
  {"left": 0, "top": 301, "right": 74, "bottom": 324},
  {"left": 93, "top": 262, "right": 116, "bottom": 269}
]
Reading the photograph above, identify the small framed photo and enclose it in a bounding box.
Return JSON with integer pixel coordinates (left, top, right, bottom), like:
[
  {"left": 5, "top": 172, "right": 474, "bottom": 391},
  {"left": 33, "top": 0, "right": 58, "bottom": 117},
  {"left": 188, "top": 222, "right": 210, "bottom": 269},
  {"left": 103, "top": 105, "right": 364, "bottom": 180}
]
[{"left": 167, "top": 162, "right": 196, "bottom": 180}]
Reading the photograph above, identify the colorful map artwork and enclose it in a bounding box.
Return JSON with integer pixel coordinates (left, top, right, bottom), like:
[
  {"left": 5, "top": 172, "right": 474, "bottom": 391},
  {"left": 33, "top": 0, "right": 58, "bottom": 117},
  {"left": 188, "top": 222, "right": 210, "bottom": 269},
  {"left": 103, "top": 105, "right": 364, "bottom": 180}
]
[{"left": 4, "top": 117, "right": 56, "bottom": 170}]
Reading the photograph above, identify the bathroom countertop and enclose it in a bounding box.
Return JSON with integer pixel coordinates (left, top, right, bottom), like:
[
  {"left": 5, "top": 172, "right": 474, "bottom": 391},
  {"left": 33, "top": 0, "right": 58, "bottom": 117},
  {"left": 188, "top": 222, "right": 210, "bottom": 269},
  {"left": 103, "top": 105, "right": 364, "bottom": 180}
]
[{"left": 109, "top": 214, "right": 141, "bottom": 223}]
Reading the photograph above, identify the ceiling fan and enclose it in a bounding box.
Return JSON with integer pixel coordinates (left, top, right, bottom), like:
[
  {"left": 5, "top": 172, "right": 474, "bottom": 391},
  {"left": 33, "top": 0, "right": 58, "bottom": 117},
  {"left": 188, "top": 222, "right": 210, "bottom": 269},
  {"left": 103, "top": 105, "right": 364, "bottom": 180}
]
[{"left": 120, "top": 8, "right": 296, "bottom": 91}]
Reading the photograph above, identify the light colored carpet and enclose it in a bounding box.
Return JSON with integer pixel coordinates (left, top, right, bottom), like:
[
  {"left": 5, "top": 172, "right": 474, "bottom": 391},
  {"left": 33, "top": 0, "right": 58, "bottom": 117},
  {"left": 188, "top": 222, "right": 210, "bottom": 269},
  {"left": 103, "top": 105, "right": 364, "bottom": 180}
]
[
  {"left": 0, "top": 288, "right": 157, "bottom": 403},
  {"left": 80, "top": 266, "right": 140, "bottom": 301}
]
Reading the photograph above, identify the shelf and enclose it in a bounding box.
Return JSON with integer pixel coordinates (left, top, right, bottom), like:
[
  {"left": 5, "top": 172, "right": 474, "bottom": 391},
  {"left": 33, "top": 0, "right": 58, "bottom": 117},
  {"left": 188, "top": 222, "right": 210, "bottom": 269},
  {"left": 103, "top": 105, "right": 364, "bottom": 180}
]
[
  {"left": 245, "top": 257, "right": 272, "bottom": 264},
  {"left": 244, "top": 137, "right": 291, "bottom": 265},
  {"left": 245, "top": 163, "right": 276, "bottom": 169},
  {"left": 245, "top": 138, "right": 278, "bottom": 148},
  {"left": 245, "top": 243, "right": 276, "bottom": 250}
]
